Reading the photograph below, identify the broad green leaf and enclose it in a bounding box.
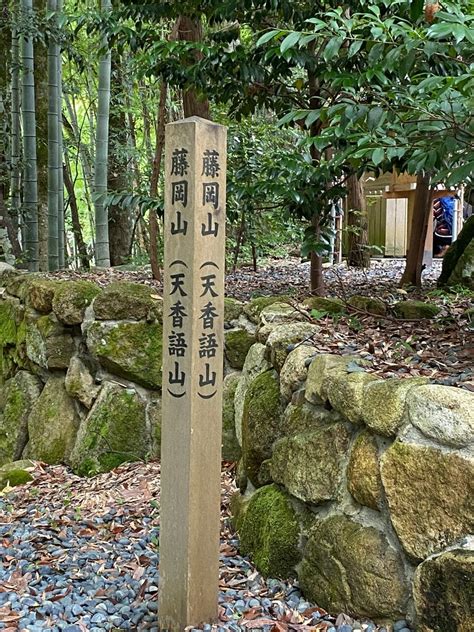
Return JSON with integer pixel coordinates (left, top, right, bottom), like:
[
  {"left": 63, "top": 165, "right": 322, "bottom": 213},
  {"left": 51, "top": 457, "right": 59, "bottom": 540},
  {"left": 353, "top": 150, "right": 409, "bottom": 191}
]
[
  {"left": 256, "top": 30, "right": 281, "bottom": 47},
  {"left": 323, "top": 37, "right": 344, "bottom": 62},
  {"left": 280, "top": 31, "right": 300, "bottom": 54},
  {"left": 348, "top": 40, "right": 363, "bottom": 57},
  {"left": 372, "top": 148, "right": 385, "bottom": 165}
]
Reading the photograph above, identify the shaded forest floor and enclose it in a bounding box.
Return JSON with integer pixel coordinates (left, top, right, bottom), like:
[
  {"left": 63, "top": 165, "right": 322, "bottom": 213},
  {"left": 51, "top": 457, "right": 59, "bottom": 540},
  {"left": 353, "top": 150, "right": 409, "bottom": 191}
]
[
  {"left": 0, "top": 461, "right": 397, "bottom": 632},
  {"left": 48, "top": 257, "right": 473, "bottom": 390}
]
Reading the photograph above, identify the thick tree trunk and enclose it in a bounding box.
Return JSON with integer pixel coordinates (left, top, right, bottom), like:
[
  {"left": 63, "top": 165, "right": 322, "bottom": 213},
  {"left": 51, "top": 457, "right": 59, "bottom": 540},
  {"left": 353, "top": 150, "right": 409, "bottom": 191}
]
[
  {"left": 57, "top": 0, "right": 65, "bottom": 268},
  {"left": 347, "top": 172, "right": 370, "bottom": 268},
  {"left": 107, "top": 56, "right": 132, "bottom": 267},
  {"left": 47, "top": 0, "right": 59, "bottom": 270},
  {"left": 63, "top": 161, "right": 89, "bottom": 269},
  {"left": 400, "top": 172, "right": 433, "bottom": 287},
  {"left": 177, "top": 16, "right": 210, "bottom": 119}
]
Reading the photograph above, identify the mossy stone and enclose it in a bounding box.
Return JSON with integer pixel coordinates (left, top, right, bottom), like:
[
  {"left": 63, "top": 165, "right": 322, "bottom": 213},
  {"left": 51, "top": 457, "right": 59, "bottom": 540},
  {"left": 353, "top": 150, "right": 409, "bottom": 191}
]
[
  {"left": 52, "top": 280, "right": 101, "bottom": 325},
  {"left": 281, "top": 401, "right": 337, "bottom": 437},
  {"left": 270, "top": 423, "right": 351, "bottom": 504},
  {"left": 243, "top": 296, "right": 291, "bottom": 324},
  {"left": 234, "top": 343, "right": 271, "bottom": 446},
  {"left": 87, "top": 320, "right": 163, "bottom": 389},
  {"left": 26, "top": 278, "right": 62, "bottom": 313},
  {"left": 438, "top": 214, "right": 474, "bottom": 288},
  {"left": 0, "top": 460, "right": 34, "bottom": 490},
  {"left": 25, "top": 313, "right": 75, "bottom": 370},
  {"left": 242, "top": 370, "right": 282, "bottom": 486},
  {"left": 305, "top": 353, "right": 359, "bottom": 404},
  {"left": 381, "top": 441, "right": 474, "bottom": 560},
  {"left": 222, "top": 372, "right": 241, "bottom": 461},
  {"left": 393, "top": 300, "right": 440, "bottom": 319},
  {"left": 265, "top": 322, "right": 319, "bottom": 372},
  {"left": 69, "top": 382, "right": 150, "bottom": 476},
  {"left": 5, "top": 273, "right": 37, "bottom": 301},
  {"left": 279, "top": 346, "right": 316, "bottom": 402},
  {"left": 0, "top": 298, "right": 19, "bottom": 347},
  {"left": 303, "top": 296, "right": 345, "bottom": 314},
  {"left": 260, "top": 302, "right": 305, "bottom": 325},
  {"left": 348, "top": 295, "right": 387, "bottom": 316},
  {"left": 347, "top": 431, "right": 383, "bottom": 511},
  {"left": 299, "top": 515, "right": 409, "bottom": 620},
  {"left": 446, "top": 237, "right": 474, "bottom": 289},
  {"left": 238, "top": 484, "right": 301, "bottom": 578},
  {"left": 65, "top": 356, "right": 99, "bottom": 409},
  {"left": 0, "top": 371, "right": 42, "bottom": 465},
  {"left": 147, "top": 398, "right": 162, "bottom": 458},
  {"left": 27, "top": 376, "right": 81, "bottom": 464},
  {"left": 224, "top": 297, "right": 244, "bottom": 322},
  {"left": 414, "top": 545, "right": 474, "bottom": 632},
  {"left": 224, "top": 329, "right": 256, "bottom": 370},
  {"left": 363, "top": 377, "right": 428, "bottom": 436},
  {"left": 93, "top": 282, "right": 163, "bottom": 322},
  {"left": 326, "top": 370, "right": 378, "bottom": 425}
]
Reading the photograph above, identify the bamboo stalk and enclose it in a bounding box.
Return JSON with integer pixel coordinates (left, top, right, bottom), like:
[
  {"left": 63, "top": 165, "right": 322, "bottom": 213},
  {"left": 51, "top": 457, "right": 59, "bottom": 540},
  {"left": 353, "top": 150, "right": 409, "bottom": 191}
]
[{"left": 47, "top": 0, "right": 59, "bottom": 270}]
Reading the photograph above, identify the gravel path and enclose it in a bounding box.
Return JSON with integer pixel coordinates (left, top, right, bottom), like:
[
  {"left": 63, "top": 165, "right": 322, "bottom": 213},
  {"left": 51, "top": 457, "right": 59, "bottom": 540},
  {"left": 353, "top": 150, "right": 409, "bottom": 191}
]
[{"left": 0, "top": 462, "right": 411, "bottom": 632}]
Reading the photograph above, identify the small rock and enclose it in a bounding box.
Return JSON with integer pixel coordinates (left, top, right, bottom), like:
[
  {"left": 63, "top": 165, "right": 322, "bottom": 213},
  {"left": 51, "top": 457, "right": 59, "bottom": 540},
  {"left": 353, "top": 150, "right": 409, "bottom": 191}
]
[{"left": 393, "top": 621, "right": 409, "bottom": 632}]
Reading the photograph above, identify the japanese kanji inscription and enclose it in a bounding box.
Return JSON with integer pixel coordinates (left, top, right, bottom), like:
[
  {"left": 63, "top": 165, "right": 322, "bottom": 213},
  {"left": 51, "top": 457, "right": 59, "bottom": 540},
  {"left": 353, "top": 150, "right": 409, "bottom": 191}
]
[{"left": 159, "top": 117, "right": 227, "bottom": 631}]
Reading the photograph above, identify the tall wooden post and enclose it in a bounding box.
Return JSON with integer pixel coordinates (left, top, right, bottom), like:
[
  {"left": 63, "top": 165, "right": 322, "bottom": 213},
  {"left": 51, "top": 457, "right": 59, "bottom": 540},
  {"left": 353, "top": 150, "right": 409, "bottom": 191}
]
[{"left": 159, "top": 117, "right": 227, "bottom": 631}]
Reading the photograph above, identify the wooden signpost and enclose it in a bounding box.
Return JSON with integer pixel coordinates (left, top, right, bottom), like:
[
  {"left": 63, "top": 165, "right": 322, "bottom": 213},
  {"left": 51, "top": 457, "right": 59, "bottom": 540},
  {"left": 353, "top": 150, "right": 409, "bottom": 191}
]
[{"left": 159, "top": 117, "right": 227, "bottom": 631}]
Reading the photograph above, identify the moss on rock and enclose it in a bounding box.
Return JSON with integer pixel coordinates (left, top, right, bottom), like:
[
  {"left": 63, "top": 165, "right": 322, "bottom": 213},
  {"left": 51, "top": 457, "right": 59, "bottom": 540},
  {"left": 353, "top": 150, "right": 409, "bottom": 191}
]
[
  {"left": 25, "top": 313, "right": 75, "bottom": 369},
  {"left": 224, "top": 297, "right": 244, "bottom": 322},
  {"left": 0, "top": 460, "right": 34, "bottom": 490},
  {"left": 381, "top": 441, "right": 474, "bottom": 560},
  {"left": 225, "top": 329, "right": 256, "bottom": 370},
  {"left": 222, "top": 372, "right": 241, "bottom": 461},
  {"left": 93, "top": 282, "right": 163, "bottom": 322},
  {"left": 303, "top": 296, "right": 345, "bottom": 314},
  {"left": 270, "top": 423, "right": 351, "bottom": 504},
  {"left": 52, "top": 280, "right": 100, "bottom": 325},
  {"left": 243, "top": 296, "right": 291, "bottom": 324},
  {"left": 347, "top": 431, "right": 383, "bottom": 510},
  {"left": 65, "top": 356, "right": 99, "bottom": 409},
  {"left": 299, "top": 515, "right": 409, "bottom": 620},
  {"left": 87, "top": 320, "right": 162, "bottom": 389},
  {"left": 363, "top": 377, "right": 428, "bottom": 436},
  {"left": 326, "top": 370, "right": 378, "bottom": 425},
  {"left": 348, "top": 295, "right": 387, "bottom": 316},
  {"left": 242, "top": 370, "right": 282, "bottom": 486},
  {"left": 26, "top": 278, "right": 62, "bottom": 313},
  {"left": 265, "top": 322, "right": 319, "bottom": 372},
  {"left": 69, "top": 382, "right": 150, "bottom": 476},
  {"left": 393, "top": 300, "right": 440, "bottom": 319},
  {"left": 305, "top": 353, "right": 363, "bottom": 404},
  {"left": 0, "top": 371, "right": 42, "bottom": 465},
  {"left": 438, "top": 214, "right": 474, "bottom": 288},
  {"left": 27, "top": 376, "right": 81, "bottom": 464},
  {"left": 0, "top": 299, "right": 18, "bottom": 346},
  {"left": 280, "top": 401, "right": 336, "bottom": 437},
  {"left": 279, "top": 346, "right": 316, "bottom": 402},
  {"left": 238, "top": 484, "right": 301, "bottom": 578},
  {"left": 414, "top": 545, "right": 474, "bottom": 632}
]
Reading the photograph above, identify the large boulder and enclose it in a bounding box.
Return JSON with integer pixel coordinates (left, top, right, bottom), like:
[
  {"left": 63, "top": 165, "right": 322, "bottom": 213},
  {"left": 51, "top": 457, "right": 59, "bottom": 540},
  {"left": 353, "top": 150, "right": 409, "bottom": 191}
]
[
  {"left": 347, "top": 431, "right": 383, "bottom": 511},
  {"left": 279, "top": 345, "right": 316, "bottom": 402},
  {"left": 393, "top": 300, "right": 440, "bottom": 320},
  {"left": 242, "top": 370, "right": 283, "bottom": 486},
  {"left": 265, "top": 322, "right": 319, "bottom": 372},
  {"left": 52, "top": 280, "right": 100, "bottom": 325},
  {"left": 381, "top": 441, "right": 474, "bottom": 560},
  {"left": 224, "top": 297, "right": 244, "bottom": 323},
  {"left": 236, "top": 484, "right": 301, "bottom": 578},
  {"left": 92, "top": 281, "right": 163, "bottom": 322},
  {"left": 0, "top": 298, "right": 19, "bottom": 346},
  {"left": 234, "top": 343, "right": 271, "bottom": 446},
  {"left": 271, "top": 423, "right": 351, "bottom": 504},
  {"left": 27, "top": 376, "right": 81, "bottom": 464},
  {"left": 25, "top": 313, "right": 75, "bottom": 370},
  {"left": 0, "top": 371, "right": 42, "bottom": 465},
  {"left": 222, "top": 372, "right": 241, "bottom": 461},
  {"left": 69, "top": 382, "right": 151, "bottom": 476},
  {"left": 65, "top": 356, "right": 100, "bottom": 409},
  {"left": 305, "top": 353, "right": 362, "bottom": 404},
  {"left": 363, "top": 377, "right": 428, "bottom": 436},
  {"left": 303, "top": 296, "right": 344, "bottom": 314},
  {"left": 26, "top": 278, "right": 61, "bottom": 313},
  {"left": 413, "top": 543, "right": 474, "bottom": 632},
  {"left": 299, "top": 515, "right": 409, "bottom": 620},
  {"left": 224, "top": 329, "right": 256, "bottom": 369},
  {"left": 406, "top": 384, "right": 474, "bottom": 448},
  {"left": 86, "top": 321, "right": 162, "bottom": 389},
  {"left": 260, "top": 302, "right": 305, "bottom": 325}
]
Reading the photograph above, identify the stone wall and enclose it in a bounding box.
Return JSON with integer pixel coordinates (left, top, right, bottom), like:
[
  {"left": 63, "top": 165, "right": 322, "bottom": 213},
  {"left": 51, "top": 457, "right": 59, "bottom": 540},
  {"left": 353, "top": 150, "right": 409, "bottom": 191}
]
[
  {"left": 0, "top": 271, "right": 252, "bottom": 476},
  {"left": 225, "top": 299, "right": 474, "bottom": 630}
]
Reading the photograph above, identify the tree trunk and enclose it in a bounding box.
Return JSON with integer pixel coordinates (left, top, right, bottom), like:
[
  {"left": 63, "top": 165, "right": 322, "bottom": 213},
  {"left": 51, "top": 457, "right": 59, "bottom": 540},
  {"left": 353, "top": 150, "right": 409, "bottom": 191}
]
[
  {"left": 94, "top": 0, "right": 112, "bottom": 267},
  {"left": 21, "top": 0, "right": 39, "bottom": 270},
  {"left": 63, "top": 160, "right": 89, "bottom": 269},
  {"left": 107, "top": 55, "right": 132, "bottom": 267},
  {"left": 177, "top": 16, "right": 210, "bottom": 119},
  {"left": 347, "top": 172, "right": 370, "bottom": 268},
  {"left": 47, "top": 0, "right": 59, "bottom": 270},
  {"left": 10, "top": 10, "right": 22, "bottom": 252},
  {"left": 400, "top": 172, "right": 433, "bottom": 287}
]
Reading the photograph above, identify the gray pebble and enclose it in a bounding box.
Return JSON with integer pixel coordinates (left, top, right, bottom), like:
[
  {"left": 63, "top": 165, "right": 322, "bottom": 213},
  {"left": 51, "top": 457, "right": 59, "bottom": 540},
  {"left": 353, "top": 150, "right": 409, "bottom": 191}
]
[{"left": 393, "top": 622, "right": 409, "bottom": 632}]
